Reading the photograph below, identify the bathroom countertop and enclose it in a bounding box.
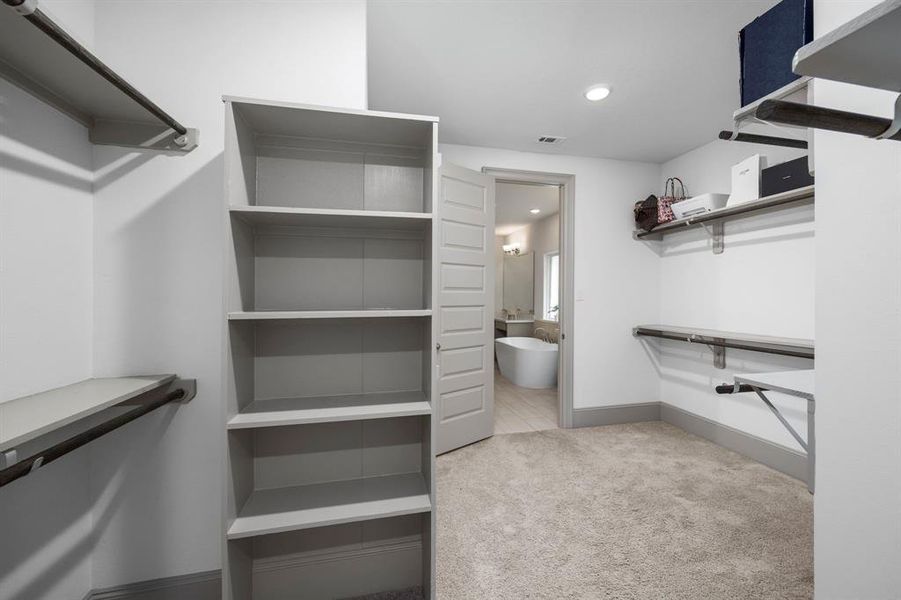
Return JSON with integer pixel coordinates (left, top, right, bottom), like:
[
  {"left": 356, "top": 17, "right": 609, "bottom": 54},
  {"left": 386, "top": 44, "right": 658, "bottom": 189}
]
[{"left": 495, "top": 318, "right": 535, "bottom": 324}]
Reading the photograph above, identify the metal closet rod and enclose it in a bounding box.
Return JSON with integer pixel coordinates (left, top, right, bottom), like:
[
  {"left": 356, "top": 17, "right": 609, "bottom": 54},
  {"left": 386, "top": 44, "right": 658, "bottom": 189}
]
[
  {"left": 0, "top": 386, "right": 186, "bottom": 488},
  {"left": 2, "top": 0, "right": 188, "bottom": 136},
  {"left": 634, "top": 328, "right": 814, "bottom": 360},
  {"left": 715, "top": 384, "right": 759, "bottom": 394},
  {"left": 756, "top": 100, "right": 901, "bottom": 141},
  {"left": 718, "top": 130, "right": 808, "bottom": 149}
]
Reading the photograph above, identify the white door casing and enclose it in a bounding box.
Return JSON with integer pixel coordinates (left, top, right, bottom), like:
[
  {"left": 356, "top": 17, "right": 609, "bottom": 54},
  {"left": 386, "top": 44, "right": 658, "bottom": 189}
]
[{"left": 435, "top": 163, "right": 495, "bottom": 454}]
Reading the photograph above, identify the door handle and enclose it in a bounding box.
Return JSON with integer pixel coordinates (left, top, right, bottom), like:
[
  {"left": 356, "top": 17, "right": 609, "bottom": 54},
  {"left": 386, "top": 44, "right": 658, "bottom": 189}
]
[{"left": 436, "top": 343, "right": 441, "bottom": 351}]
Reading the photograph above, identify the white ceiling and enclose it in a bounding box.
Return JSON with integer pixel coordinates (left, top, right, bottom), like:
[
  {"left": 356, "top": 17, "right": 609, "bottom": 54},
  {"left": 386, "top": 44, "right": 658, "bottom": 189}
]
[
  {"left": 367, "top": 0, "right": 780, "bottom": 163},
  {"left": 495, "top": 182, "right": 560, "bottom": 236}
]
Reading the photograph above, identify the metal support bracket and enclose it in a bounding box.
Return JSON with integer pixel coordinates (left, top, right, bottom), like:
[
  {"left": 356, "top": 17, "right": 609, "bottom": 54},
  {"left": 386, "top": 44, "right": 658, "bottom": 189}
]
[
  {"left": 699, "top": 221, "right": 724, "bottom": 254},
  {"left": 171, "top": 378, "right": 197, "bottom": 403},
  {"left": 752, "top": 386, "right": 808, "bottom": 452},
  {"left": 89, "top": 121, "right": 199, "bottom": 153},
  {"left": 875, "top": 93, "right": 901, "bottom": 140}
]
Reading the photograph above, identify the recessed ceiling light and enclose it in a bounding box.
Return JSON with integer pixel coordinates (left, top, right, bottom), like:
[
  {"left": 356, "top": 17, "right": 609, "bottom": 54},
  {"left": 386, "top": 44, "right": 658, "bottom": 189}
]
[
  {"left": 530, "top": 208, "right": 541, "bottom": 214},
  {"left": 584, "top": 85, "right": 611, "bottom": 102}
]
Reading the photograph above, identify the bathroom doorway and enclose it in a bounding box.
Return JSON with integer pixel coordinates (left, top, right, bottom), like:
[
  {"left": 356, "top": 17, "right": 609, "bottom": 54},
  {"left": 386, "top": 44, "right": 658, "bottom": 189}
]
[{"left": 485, "top": 168, "right": 574, "bottom": 431}]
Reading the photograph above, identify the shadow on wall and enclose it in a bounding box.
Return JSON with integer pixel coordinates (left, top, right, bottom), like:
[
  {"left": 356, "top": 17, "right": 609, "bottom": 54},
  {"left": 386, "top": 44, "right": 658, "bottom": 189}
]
[{"left": 0, "top": 153, "right": 224, "bottom": 600}]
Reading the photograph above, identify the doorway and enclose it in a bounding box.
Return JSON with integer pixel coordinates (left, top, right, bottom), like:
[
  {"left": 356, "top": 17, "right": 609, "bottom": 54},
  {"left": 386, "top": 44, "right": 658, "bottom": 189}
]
[{"left": 484, "top": 168, "right": 574, "bottom": 431}]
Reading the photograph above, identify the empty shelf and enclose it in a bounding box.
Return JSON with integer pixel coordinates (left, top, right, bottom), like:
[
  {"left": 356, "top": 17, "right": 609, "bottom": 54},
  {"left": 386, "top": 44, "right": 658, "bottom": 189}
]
[
  {"left": 792, "top": 0, "right": 901, "bottom": 92},
  {"left": 633, "top": 325, "right": 814, "bottom": 359},
  {"left": 0, "top": 6, "right": 196, "bottom": 151},
  {"left": 634, "top": 185, "right": 814, "bottom": 240},
  {"left": 229, "top": 206, "right": 432, "bottom": 230},
  {"left": 228, "top": 391, "right": 431, "bottom": 429},
  {"left": 227, "top": 472, "right": 431, "bottom": 539},
  {"left": 228, "top": 309, "right": 432, "bottom": 321},
  {"left": 0, "top": 375, "right": 176, "bottom": 453}
]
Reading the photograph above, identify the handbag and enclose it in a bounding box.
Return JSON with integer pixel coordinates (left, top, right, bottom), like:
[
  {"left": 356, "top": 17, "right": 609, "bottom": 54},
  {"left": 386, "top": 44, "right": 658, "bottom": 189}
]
[
  {"left": 633, "top": 194, "right": 659, "bottom": 231},
  {"left": 658, "top": 177, "right": 687, "bottom": 224}
]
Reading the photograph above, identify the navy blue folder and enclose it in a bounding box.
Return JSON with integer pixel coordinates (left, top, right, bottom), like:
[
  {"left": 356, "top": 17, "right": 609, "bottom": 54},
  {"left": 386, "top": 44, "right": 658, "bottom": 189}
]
[{"left": 739, "top": 0, "right": 814, "bottom": 107}]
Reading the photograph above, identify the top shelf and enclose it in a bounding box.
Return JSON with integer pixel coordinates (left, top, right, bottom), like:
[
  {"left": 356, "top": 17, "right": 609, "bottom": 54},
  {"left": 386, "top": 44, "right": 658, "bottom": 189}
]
[
  {"left": 792, "top": 0, "right": 901, "bottom": 92},
  {"left": 634, "top": 185, "right": 814, "bottom": 240},
  {"left": 0, "top": 4, "right": 197, "bottom": 151},
  {"left": 230, "top": 205, "right": 432, "bottom": 231},
  {"left": 0, "top": 375, "right": 176, "bottom": 453}
]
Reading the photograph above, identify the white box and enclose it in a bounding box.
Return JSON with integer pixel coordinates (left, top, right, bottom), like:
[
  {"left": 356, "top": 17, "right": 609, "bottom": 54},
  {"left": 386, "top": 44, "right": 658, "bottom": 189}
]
[
  {"left": 727, "top": 154, "right": 767, "bottom": 207},
  {"left": 671, "top": 193, "right": 729, "bottom": 220}
]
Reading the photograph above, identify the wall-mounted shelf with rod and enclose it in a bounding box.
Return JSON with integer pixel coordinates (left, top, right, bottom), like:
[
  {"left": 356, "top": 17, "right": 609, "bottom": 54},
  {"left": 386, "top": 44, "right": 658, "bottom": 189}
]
[
  {"left": 633, "top": 324, "right": 814, "bottom": 369},
  {"left": 633, "top": 185, "right": 814, "bottom": 253},
  {"left": 722, "top": 75, "right": 811, "bottom": 149},
  {"left": 228, "top": 309, "right": 432, "bottom": 321},
  {"left": 0, "top": 0, "right": 198, "bottom": 151},
  {"left": 756, "top": 0, "right": 901, "bottom": 143},
  {"left": 0, "top": 375, "right": 196, "bottom": 487}
]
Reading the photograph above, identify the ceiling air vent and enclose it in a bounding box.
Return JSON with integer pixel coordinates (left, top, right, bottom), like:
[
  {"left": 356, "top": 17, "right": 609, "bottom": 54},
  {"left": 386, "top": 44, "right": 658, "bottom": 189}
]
[{"left": 537, "top": 135, "right": 566, "bottom": 145}]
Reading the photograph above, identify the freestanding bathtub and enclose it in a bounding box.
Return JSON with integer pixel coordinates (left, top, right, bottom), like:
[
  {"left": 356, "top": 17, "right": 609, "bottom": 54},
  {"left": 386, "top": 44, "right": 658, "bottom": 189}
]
[{"left": 495, "top": 337, "right": 558, "bottom": 389}]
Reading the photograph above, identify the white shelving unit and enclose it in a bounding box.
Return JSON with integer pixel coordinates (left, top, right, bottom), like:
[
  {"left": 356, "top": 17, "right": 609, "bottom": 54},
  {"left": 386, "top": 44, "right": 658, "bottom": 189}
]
[{"left": 222, "top": 97, "right": 438, "bottom": 600}]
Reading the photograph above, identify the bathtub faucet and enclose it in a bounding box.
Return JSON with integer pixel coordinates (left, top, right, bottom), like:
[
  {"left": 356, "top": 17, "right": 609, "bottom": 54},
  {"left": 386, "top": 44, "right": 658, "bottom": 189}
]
[{"left": 534, "top": 327, "right": 549, "bottom": 342}]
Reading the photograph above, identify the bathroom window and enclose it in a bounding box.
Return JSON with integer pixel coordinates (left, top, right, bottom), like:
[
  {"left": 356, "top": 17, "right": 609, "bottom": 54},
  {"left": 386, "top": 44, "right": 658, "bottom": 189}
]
[{"left": 544, "top": 251, "right": 560, "bottom": 321}]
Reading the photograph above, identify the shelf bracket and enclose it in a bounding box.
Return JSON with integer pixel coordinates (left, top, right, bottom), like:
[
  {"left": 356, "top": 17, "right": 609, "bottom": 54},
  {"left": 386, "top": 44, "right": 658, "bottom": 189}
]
[
  {"left": 876, "top": 93, "right": 901, "bottom": 140},
  {"left": 704, "top": 342, "right": 726, "bottom": 369},
  {"left": 90, "top": 120, "right": 199, "bottom": 153},
  {"left": 699, "top": 221, "right": 724, "bottom": 254}
]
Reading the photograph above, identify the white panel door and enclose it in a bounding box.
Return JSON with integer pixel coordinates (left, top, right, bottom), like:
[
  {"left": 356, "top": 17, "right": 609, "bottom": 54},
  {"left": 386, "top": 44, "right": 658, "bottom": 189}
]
[{"left": 435, "top": 163, "right": 495, "bottom": 454}]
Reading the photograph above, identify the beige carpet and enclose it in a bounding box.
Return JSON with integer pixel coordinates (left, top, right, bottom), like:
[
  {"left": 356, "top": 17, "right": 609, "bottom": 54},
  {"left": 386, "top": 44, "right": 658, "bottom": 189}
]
[{"left": 436, "top": 422, "right": 812, "bottom": 600}]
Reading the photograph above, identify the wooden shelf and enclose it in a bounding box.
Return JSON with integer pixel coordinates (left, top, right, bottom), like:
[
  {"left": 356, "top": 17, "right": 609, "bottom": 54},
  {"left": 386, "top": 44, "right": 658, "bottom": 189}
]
[
  {"left": 227, "top": 472, "right": 431, "bottom": 540},
  {"left": 228, "top": 391, "right": 431, "bottom": 429},
  {"left": 0, "top": 6, "right": 196, "bottom": 151},
  {"left": 229, "top": 206, "right": 432, "bottom": 230},
  {"left": 228, "top": 309, "right": 431, "bottom": 321},
  {"left": 0, "top": 375, "right": 176, "bottom": 453},
  {"left": 792, "top": 0, "right": 901, "bottom": 92},
  {"left": 634, "top": 185, "right": 814, "bottom": 241}
]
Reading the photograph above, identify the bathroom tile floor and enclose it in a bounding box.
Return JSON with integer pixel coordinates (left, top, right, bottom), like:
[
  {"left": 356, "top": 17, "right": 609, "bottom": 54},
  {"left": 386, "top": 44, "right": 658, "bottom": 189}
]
[{"left": 494, "top": 368, "right": 558, "bottom": 434}]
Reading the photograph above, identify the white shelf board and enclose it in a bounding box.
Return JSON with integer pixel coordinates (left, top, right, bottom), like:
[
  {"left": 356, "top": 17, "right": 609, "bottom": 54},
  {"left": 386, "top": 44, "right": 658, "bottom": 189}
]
[
  {"left": 227, "top": 472, "right": 431, "bottom": 539},
  {"left": 230, "top": 205, "right": 432, "bottom": 230},
  {"left": 223, "top": 96, "right": 437, "bottom": 148},
  {"left": 635, "top": 185, "right": 814, "bottom": 240},
  {"left": 793, "top": 0, "right": 901, "bottom": 92},
  {"left": 228, "top": 391, "right": 431, "bottom": 429},
  {"left": 0, "top": 375, "right": 176, "bottom": 453},
  {"left": 735, "top": 370, "right": 815, "bottom": 400},
  {"left": 228, "top": 309, "right": 432, "bottom": 321},
  {"left": 733, "top": 76, "right": 811, "bottom": 126}
]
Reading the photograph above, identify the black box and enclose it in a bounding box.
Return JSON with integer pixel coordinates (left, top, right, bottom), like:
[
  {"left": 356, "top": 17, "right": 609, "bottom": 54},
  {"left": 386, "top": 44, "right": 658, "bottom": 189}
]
[{"left": 761, "top": 156, "right": 814, "bottom": 197}]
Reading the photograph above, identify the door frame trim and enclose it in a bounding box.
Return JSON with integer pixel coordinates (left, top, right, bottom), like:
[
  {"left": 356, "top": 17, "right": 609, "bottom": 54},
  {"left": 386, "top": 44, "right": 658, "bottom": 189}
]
[{"left": 481, "top": 167, "right": 575, "bottom": 429}]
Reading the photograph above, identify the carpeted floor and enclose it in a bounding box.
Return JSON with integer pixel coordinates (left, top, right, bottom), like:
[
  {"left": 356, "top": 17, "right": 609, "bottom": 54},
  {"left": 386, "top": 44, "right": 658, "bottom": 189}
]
[{"left": 436, "top": 422, "right": 813, "bottom": 600}]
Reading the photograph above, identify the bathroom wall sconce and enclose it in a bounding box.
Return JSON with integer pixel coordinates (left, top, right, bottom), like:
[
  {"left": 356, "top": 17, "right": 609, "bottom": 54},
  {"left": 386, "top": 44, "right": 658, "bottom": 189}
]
[{"left": 502, "top": 243, "right": 521, "bottom": 255}]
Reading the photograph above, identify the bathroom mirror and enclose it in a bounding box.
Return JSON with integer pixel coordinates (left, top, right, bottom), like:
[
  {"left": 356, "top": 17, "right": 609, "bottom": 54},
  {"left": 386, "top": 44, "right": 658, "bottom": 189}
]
[{"left": 502, "top": 252, "right": 534, "bottom": 315}]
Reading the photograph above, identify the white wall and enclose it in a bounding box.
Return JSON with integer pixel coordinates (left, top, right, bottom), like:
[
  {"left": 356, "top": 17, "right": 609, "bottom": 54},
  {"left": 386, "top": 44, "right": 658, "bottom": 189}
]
[
  {"left": 813, "top": 2, "right": 901, "bottom": 597},
  {"left": 655, "top": 140, "right": 813, "bottom": 449},
  {"left": 0, "top": 3, "right": 96, "bottom": 598},
  {"left": 84, "top": 0, "right": 368, "bottom": 589},
  {"left": 440, "top": 143, "right": 660, "bottom": 409}
]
